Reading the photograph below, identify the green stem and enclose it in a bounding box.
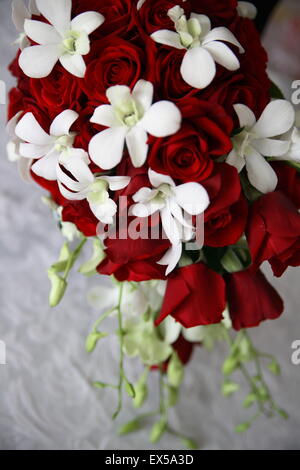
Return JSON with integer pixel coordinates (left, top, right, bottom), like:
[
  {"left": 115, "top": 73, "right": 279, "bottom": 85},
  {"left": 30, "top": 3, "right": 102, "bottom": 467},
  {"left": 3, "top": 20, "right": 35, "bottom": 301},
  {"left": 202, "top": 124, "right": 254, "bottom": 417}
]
[
  {"left": 113, "top": 283, "right": 125, "bottom": 420},
  {"left": 92, "top": 307, "right": 117, "bottom": 332},
  {"left": 63, "top": 237, "right": 87, "bottom": 281}
]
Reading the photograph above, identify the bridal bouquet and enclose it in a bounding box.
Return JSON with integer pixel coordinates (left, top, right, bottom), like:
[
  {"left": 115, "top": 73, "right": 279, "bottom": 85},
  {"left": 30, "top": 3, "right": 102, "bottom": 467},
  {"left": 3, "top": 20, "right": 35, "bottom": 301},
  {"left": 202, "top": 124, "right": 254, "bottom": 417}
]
[{"left": 7, "top": 0, "right": 300, "bottom": 447}]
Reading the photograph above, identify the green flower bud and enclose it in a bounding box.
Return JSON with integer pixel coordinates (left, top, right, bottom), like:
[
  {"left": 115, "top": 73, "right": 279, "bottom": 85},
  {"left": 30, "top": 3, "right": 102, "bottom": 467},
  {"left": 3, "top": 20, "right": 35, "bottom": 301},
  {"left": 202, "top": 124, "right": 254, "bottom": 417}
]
[
  {"left": 85, "top": 331, "right": 108, "bottom": 353},
  {"left": 221, "top": 249, "right": 244, "bottom": 273},
  {"left": 167, "top": 385, "right": 179, "bottom": 408},
  {"left": 235, "top": 422, "right": 251, "bottom": 433},
  {"left": 268, "top": 360, "right": 281, "bottom": 376},
  {"left": 118, "top": 419, "right": 141, "bottom": 436},
  {"left": 221, "top": 381, "right": 240, "bottom": 397},
  {"left": 150, "top": 419, "right": 167, "bottom": 443},
  {"left": 243, "top": 393, "right": 257, "bottom": 408},
  {"left": 222, "top": 356, "right": 238, "bottom": 376},
  {"left": 181, "top": 438, "right": 198, "bottom": 450},
  {"left": 125, "top": 380, "right": 136, "bottom": 399},
  {"left": 133, "top": 376, "right": 148, "bottom": 409},
  {"left": 48, "top": 273, "right": 67, "bottom": 308},
  {"left": 167, "top": 353, "right": 184, "bottom": 388}
]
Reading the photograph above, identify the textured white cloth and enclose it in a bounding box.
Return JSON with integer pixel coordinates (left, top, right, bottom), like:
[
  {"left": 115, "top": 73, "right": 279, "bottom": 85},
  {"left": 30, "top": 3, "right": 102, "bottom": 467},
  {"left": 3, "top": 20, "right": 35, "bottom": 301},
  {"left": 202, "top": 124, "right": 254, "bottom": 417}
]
[{"left": 0, "top": 0, "right": 300, "bottom": 450}]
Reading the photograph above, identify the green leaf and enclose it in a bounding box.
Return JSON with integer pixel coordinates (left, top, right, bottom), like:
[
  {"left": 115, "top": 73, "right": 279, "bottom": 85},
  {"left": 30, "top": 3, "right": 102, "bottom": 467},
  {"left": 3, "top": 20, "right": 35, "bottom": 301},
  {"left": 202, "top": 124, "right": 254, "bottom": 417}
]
[
  {"left": 181, "top": 438, "right": 198, "bottom": 450},
  {"left": 92, "top": 381, "right": 114, "bottom": 389},
  {"left": 150, "top": 419, "right": 167, "bottom": 443},
  {"left": 85, "top": 331, "right": 108, "bottom": 353},
  {"left": 221, "top": 249, "right": 244, "bottom": 273},
  {"left": 48, "top": 272, "right": 67, "bottom": 308},
  {"left": 268, "top": 360, "right": 281, "bottom": 376},
  {"left": 270, "top": 81, "right": 285, "bottom": 99},
  {"left": 118, "top": 419, "right": 141, "bottom": 436},
  {"left": 257, "top": 387, "right": 269, "bottom": 402},
  {"left": 235, "top": 422, "right": 251, "bottom": 433},
  {"left": 79, "top": 239, "right": 105, "bottom": 276},
  {"left": 167, "top": 352, "right": 184, "bottom": 388},
  {"left": 222, "top": 381, "right": 240, "bottom": 397}
]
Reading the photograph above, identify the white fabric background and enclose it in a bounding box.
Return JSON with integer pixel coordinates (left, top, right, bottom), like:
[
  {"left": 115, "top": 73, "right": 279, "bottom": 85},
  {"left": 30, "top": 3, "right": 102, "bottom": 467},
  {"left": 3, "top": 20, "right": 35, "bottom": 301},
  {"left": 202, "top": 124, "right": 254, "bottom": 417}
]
[{"left": 0, "top": 0, "right": 300, "bottom": 450}]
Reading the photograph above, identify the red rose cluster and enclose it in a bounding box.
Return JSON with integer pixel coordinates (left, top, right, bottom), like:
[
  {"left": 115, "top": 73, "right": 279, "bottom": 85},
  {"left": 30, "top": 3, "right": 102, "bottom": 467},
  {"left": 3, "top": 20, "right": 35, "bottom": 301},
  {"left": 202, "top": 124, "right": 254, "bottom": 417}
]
[{"left": 8, "top": 0, "right": 300, "bottom": 338}]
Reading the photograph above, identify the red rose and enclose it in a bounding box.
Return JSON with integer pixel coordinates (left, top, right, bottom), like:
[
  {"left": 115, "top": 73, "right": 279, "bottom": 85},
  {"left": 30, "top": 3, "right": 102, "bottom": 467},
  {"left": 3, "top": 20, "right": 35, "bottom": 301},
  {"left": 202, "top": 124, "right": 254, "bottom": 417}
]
[
  {"left": 203, "top": 163, "right": 248, "bottom": 247},
  {"left": 148, "top": 98, "right": 233, "bottom": 183},
  {"left": 81, "top": 37, "right": 146, "bottom": 104},
  {"left": 28, "top": 65, "right": 84, "bottom": 119},
  {"left": 246, "top": 191, "right": 300, "bottom": 277},
  {"left": 72, "top": 0, "right": 135, "bottom": 37},
  {"left": 97, "top": 236, "right": 169, "bottom": 282},
  {"left": 189, "top": 0, "right": 238, "bottom": 23},
  {"left": 273, "top": 162, "right": 300, "bottom": 210},
  {"left": 226, "top": 269, "right": 284, "bottom": 331},
  {"left": 137, "top": 0, "right": 188, "bottom": 35},
  {"left": 156, "top": 263, "right": 226, "bottom": 328},
  {"left": 62, "top": 201, "right": 99, "bottom": 237}
]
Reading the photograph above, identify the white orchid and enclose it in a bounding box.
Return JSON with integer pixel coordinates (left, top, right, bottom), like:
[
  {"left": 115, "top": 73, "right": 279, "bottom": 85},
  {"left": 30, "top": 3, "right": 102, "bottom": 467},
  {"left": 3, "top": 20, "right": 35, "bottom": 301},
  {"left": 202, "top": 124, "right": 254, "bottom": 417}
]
[
  {"left": 151, "top": 5, "right": 244, "bottom": 89},
  {"left": 160, "top": 310, "right": 232, "bottom": 349},
  {"left": 57, "top": 155, "right": 130, "bottom": 224},
  {"left": 237, "top": 1, "right": 257, "bottom": 19},
  {"left": 12, "top": 0, "right": 39, "bottom": 50},
  {"left": 280, "top": 127, "right": 300, "bottom": 163},
  {"left": 19, "top": 0, "right": 105, "bottom": 78},
  {"left": 6, "top": 111, "right": 32, "bottom": 182},
  {"left": 227, "top": 100, "right": 295, "bottom": 194},
  {"left": 131, "top": 169, "right": 209, "bottom": 274},
  {"left": 15, "top": 109, "right": 79, "bottom": 180},
  {"left": 89, "top": 80, "right": 182, "bottom": 170}
]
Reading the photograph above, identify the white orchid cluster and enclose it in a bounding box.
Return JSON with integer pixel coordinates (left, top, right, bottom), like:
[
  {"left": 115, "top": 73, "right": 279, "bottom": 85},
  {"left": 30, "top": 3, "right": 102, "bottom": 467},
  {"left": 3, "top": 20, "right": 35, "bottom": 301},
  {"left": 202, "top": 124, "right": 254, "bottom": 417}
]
[{"left": 7, "top": 0, "right": 300, "bottom": 276}]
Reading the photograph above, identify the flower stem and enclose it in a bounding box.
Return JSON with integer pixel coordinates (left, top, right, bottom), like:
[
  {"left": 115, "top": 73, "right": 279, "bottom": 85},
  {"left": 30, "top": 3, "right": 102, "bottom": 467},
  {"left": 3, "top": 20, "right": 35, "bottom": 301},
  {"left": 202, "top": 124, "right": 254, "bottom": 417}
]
[{"left": 113, "top": 283, "right": 125, "bottom": 420}]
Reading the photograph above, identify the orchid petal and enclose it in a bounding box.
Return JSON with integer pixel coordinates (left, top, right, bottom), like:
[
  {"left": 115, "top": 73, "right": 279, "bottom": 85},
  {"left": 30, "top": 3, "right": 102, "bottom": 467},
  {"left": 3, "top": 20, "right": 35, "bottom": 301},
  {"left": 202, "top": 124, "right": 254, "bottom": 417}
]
[
  {"left": 56, "top": 164, "right": 84, "bottom": 192},
  {"left": 6, "top": 111, "right": 23, "bottom": 139},
  {"left": 190, "top": 13, "right": 211, "bottom": 36},
  {"left": 252, "top": 138, "right": 290, "bottom": 157},
  {"left": 174, "top": 183, "right": 210, "bottom": 215},
  {"left": 233, "top": 103, "right": 256, "bottom": 128},
  {"left": 161, "top": 206, "right": 181, "bottom": 245},
  {"left": 29, "top": 0, "right": 39, "bottom": 15},
  {"left": 58, "top": 182, "right": 86, "bottom": 201},
  {"left": 131, "top": 200, "right": 165, "bottom": 218},
  {"left": 180, "top": 47, "right": 216, "bottom": 89},
  {"left": 245, "top": 148, "right": 278, "bottom": 194},
  {"left": 203, "top": 41, "right": 240, "bottom": 71},
  {"left": 59, "top": 53, "right": 86, "bottom": 78},
  {"left": 158, "top": 243, "right": 183, "bottom": 276},
  {"left": 71, "top": 11, "right": 104, "bottom": 35},
  {"left": 31, "top": 149, "right": 59, "bottom": 180},
  {"left": 24, "top": 19, "right": 61, "bottom": 44},
  {"left": 202, "top": 27, "right": 245, "bottom": 53},
  {"left": 126, "top": 126, "right": 149, "bottom": 168},
  {"left": 148, "top": 169, "right": 175, "bottom": 188},
  {"left": 63, "top": 154, "right": 94, "bottom": 185},
  {"left": 252, "top": 100, "right": 295, "bottom": 138},
  {"left": 88, "top": 127, "right": 127, "bottom": 170},
  {"left": 106, "top": 85, "right": 131, "bottom": 107},
  {"left": 12, "top": 0, "right": 30, "bottom": 31},
  {"left": 132, "top": 80, "right": 154, "bottom": 113},
  {"left": 19, "top": 142, "right": 53, "bottom": 159},
  {"left": 90, "top": 105, "right": 118, "bottom": 127},
  {"left": 159, "top": 316, "right": 182, "bottom": 344},
  {"left": 226, "top": 148, "right": 246, "bottom": 173},
  {"left": 90, "top": 198, "right": 117, "bottom": 225},
  {"left": 18, "top": 157, "right": 33, "bottom": 183},
  {"left": 140, "top": 101, "right": 181, "bottom": 138},
  {"left": 150, "top": 29, "right": 185, "bottom": 50},
  {"left": 237, "top": 2, "right": 257, "bottom": 19},
  {"left": 36, "top": 0, "right": 71, "bottom": 35},
  {"left": 19, "top": 44, "right": 60, "bottom": 78},
  {"left": 49, "top": 109, "right": 79, "bottom": 137},
  {"left": 101, "top": 176, "right": 131, "bottom": 191},
  {"left": 15, "top": 113, "right": 53, "bottom": 145},
  {"left": 132, "top": 187, "right": 153, "bottom": 203}
]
